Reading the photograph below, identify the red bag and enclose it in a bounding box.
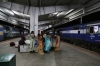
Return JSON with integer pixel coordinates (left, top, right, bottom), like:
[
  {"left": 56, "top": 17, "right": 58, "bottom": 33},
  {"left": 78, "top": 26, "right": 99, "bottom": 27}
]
[{"left": 10, "top": 42, "right": 15, "bottom": 46}]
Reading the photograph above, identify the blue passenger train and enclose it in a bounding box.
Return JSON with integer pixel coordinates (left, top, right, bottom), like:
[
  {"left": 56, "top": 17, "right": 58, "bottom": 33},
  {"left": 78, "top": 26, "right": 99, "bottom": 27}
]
[
  {"left": 60, "top": 22, "right": 99, "bottom": 43},
  {"left": 59, "top": 21, "right": 100, "bottom": 52},
  {"left": 0, "top": 24, "right": 28, "bottom": 41},
  {"left": 46, "top": 20, "right": 100, "bottom": 52}
]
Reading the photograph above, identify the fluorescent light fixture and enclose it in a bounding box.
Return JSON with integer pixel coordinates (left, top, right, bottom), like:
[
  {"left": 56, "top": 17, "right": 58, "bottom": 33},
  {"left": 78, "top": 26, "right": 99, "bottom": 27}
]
[
  {"left": 57, "top": 12, "right": 64, "bottom": 17},
  {"left": 11, "top": 19, "right": 18, "bottom": 25},
  {"left": 0, "top": 7, "right": 15, "bottom": 16},
  {"left": 12, "top": 10, "right": 30, "bottom": 19},
  {"left": 65, "top": 9, "right": 74, "bottom": 15},
  {"left": 6, "top": 9, "right": 15, "bottom": 16},
  {"left": 49, "top": 25, "right": 52, "bottom": 27},
  {"left": 57, "top": 9, "right": 74, "bottom": 17},
  {"left": 57, "top": 13, "right": 60, "bottom": 16},
  {"left": 3, "top": 0, "right": 8, "bottom": 2},
  {"left": 12, "top": 10, "right": 21, "bottom": 16},
  {"left": 53, "top": 12, "right": 58, "bottom": 15}
]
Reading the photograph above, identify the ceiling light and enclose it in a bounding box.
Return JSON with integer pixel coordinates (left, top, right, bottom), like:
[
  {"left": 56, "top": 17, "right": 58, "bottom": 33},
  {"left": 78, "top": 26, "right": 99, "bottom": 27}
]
[
  {"left": 3, "top": 0, "right": 8, "bottom": 2},
  {"left": 57, "top": 13, "right": 60, "bottom": 16},
  {"left": 53, "top": 12, "right": 58, "bottom": 15},
  {"left": 57, "top": 14, "right": 59, "bottom": 16},
  {"left": 6, "top": 9, "right": 15, "bottom": 16},
  {"left": 65, "top": 9, "right": 74, "bottom": 15}
]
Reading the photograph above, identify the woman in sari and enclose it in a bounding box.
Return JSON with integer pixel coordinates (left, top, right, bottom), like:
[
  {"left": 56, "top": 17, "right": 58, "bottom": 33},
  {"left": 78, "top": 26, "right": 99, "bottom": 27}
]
[
  {"left": 38, "top": 35, "right": 44, "bottom": 54},
  {"left": 44, "top": 33, "right": 51, "bottom": 53},
  {"left": 55, "top": 33, "right": 61, "bottom": 52}
]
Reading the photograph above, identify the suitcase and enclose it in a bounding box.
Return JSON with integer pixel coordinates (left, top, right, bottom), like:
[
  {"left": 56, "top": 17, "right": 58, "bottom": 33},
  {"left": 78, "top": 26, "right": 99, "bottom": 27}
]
[{"left": 18, "top": 45, "right": 30, "bottom": 52}]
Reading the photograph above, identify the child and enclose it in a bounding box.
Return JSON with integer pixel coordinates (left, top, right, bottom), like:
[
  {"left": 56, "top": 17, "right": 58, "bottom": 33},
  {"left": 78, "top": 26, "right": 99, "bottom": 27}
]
[{"left": 34, "top": 40, "right": 39, "bottom": 52}]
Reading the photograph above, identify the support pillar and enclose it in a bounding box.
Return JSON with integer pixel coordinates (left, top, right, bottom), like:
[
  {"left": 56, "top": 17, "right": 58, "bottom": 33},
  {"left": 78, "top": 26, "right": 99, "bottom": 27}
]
[{"left": 30, "top": 7, "right": 38, "bottom": 36}]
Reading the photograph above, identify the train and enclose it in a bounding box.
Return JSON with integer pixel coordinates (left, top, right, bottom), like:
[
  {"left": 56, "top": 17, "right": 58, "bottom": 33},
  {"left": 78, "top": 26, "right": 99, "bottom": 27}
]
[
  {"left": 46, "top": 20, "right": 100, "bottom": 52},
  {"left": 0, "top": 24, "right": 29, "bottom": 41}
]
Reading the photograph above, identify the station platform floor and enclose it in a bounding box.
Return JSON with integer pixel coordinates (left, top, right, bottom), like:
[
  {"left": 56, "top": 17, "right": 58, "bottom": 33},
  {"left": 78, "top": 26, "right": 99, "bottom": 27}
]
[{"left": 0, "top": 38, "right": 100, "bottom": 66}]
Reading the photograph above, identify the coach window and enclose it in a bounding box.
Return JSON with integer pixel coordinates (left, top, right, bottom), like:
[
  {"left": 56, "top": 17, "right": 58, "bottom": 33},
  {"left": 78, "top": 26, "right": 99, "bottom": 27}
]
[
  {"left": 93, "top": 26, "right": 98, "bottom": 33},
  {"left": 86, "top": 26, "right": 90, "bottom": 33},
  {"left": 90, "top": 26, "right": 94, "bottom": 33},
  {"left": 87, "top": 26, "right": 99, "bottom": 34},
  {"left": 74, "top": 26, "right": 79, "bottom": 30}
]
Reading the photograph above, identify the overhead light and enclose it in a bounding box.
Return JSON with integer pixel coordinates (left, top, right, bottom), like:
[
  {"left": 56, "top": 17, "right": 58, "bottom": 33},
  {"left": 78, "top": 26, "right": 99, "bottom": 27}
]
[
  {"left": 3, "top": 0, "right": 8, "bottom": 2},
  {"left": 65, "top": 9, "right": 74, "bottom": 15},
  {"left": 57, "top": 13, "right": 60, "bottom": 16},
  {"left": 53, "top": 12, "right": 58, "bottom": 15},
  {"left": 57, "top": 12, "right": 62, "bottom": 17},
  {"left": 6, "top": 9, "right": 15, "bottom": 16},
  {"left": 57, "top": 9, "right": 74, "bottom": 17},
  {"left": 49, "top": 25, "right": 52, "bottom": 28}
]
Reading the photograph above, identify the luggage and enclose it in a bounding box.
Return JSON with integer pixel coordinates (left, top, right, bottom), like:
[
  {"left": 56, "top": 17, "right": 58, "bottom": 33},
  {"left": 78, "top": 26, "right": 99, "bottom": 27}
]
[
  {"left": 25, "top": 40, "right": 30, "bottom": 44},
  {"left": 10, "top": 42, "right": 15, "bottom": 46},
  {"left": 34, "top": 45, "right": 38, "bottom": 52},
  {"left": 18, "top": 45, "right": 30, "bottom": 52},
  {"left": 19, "top": 39, "right": 25, "bottom": 45},
  {"left": 15, "top": 42, "right": 18, "bottom": 48}
]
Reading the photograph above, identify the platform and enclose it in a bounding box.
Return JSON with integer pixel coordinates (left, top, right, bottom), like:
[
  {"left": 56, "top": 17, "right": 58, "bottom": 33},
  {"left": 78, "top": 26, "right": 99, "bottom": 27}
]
[{"left": 0, "top": 38, "right": 100, "bottom": 66}]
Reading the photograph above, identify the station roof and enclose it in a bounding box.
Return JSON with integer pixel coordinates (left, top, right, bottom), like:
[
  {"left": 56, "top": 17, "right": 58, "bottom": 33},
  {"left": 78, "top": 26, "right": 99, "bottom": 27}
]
[
  {"left": 0, "top": 0, "right": 100, "bottom": 30},
  {"left": 8, "top": 0, "right": 90, "bottom": 7}
]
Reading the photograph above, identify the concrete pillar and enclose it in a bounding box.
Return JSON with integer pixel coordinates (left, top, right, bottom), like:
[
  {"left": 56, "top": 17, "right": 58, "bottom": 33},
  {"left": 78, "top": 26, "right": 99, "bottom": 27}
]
[
  {"left": 34, "top": 7, "right": 38, "bottom": 36},
  {"left": 30, "top": 7, "right": 38, "bottom": 36}
]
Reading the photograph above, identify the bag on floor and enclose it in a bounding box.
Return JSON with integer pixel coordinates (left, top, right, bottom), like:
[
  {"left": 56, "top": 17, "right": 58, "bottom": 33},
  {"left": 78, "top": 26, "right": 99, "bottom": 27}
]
[
  {"left": 15, "top": 42, "right": 19, "bottom": 48},
  {"left": 50, "top": 47, "right": 55, "bottom": 51},
  {"left": 10, "top": 42, "right": 15, "bottom": 47}
]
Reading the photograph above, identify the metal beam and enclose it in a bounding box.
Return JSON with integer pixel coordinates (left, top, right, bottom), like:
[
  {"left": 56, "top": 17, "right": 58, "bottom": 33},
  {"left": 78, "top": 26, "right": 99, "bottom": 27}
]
[
  {"left": 67, "top": 0, "right": 73, "bottom": 5},
  {"left": 40, "top": 0, "right": 41, "bottom": 7},
  {"left": 27, "top": 0, "right": 31, "bottom": 6},
  {"left": 27, "top": 0, "right": 31, "bottom": 31},
  {"left": 10, "top": 0, "right": 12, "bottom": 10},
  {"left": 81, "top": 0, "right": 91, "bottom": 5},
  {"left": 39, "top": 23, "right": 51, "bottom": 26},
  {"left": 39, "top": 0, "right": 41, "bottom": 15},
  {"left": 27, "top": 0, "right": 30, "bottom": 15},
  {"left": 55, "top": 0, "right": 60, "bottom": 6}
]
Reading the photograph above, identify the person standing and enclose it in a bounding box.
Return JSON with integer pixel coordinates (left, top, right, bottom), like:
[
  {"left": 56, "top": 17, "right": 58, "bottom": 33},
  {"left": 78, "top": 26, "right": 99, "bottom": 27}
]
[
  {"left": 34, "top": 36, "right": 39, "bottom": 52},
  {"left": 55, "top": 33, "right": 61, "bottom": 52},
  {"left": 30, "top": 31, "right": 35, "bottom": 53},
  {"left": 38, "top": 35, "right": 44, "bottom": 54},
  {"left": 44, "top": 32, "right": 51, "bottom": 53}
]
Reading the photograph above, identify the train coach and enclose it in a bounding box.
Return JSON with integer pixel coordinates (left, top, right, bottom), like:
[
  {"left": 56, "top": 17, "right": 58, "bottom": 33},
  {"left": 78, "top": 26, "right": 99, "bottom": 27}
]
[
  {"left": 59, "top": 21, "right": 100, "bottom": 52},
  {"left": 0, "top": 24, "right": 28, "bottom": 41}
]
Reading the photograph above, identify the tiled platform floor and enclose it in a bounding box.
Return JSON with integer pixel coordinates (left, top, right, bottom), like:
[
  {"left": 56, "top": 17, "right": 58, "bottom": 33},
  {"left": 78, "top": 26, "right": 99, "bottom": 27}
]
[{"left": 0, "top": 38, "right": 100, "bottom": 66}]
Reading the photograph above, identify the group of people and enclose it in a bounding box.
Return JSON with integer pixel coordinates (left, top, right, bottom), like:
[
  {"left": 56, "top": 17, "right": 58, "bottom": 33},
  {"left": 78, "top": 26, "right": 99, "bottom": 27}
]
[{"left": 19, "top": 31, "right": 61, "bottom": 54}]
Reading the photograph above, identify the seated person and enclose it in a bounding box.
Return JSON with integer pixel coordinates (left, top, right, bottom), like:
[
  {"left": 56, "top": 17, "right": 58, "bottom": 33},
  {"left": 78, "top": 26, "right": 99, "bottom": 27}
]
[
  {"left": 18, "top": 36, "right": 25, "bottom": 52},
  {"left": 19, "top": 36, "right": 25, "bottom": 45}
]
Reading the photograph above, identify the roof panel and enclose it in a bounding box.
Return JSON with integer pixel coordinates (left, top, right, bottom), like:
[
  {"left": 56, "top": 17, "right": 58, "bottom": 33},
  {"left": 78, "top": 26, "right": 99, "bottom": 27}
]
[
  {"left": 41, "top": 0, "right": 57, "bottom": 6},
  {"left": 9, "top": 0, "right": 28, "bottom": 6},
  {"left": 57, "top": 0, "right": 72, "bottom": 5},
  {"left": 8, "top": 0, "right": 91, "bottom": 7}
]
